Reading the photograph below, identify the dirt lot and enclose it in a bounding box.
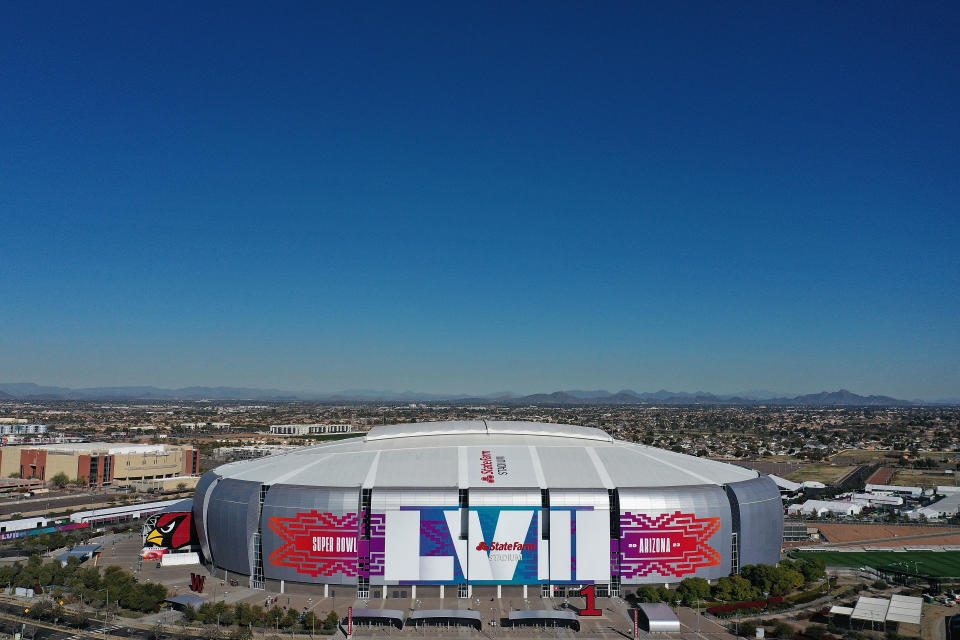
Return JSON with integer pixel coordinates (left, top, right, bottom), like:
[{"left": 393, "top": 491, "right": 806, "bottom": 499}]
[
  {"left": 921, "top": 602, "right": 955, "bottom": 640},
  {"left": 866, "top": 466, "right": 896, "bottom": 484},
  {"left": 786, "top": 464, "right": 856, "bottom": 484},
  {"left": 816, "top": 523, "right": 960, "bottom": 544},
  {"left": 892, "top": 468, "right": 960, "bottom": 488}
]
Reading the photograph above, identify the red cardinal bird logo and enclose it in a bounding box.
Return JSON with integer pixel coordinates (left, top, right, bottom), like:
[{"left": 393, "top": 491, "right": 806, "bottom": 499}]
[{"left": 145, "top": 513, "right": 193, "bottom": 549}]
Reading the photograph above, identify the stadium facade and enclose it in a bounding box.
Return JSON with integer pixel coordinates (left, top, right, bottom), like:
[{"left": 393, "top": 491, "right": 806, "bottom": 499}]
[{"left": 191, "top": 421, "right": 782, "bottom": 595}]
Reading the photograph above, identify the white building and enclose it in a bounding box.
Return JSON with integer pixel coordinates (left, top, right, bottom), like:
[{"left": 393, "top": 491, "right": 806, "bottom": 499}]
[
  {"left": 269, "top": 423, "right": 352, "bottom": 436},
  {"left": 0, "top": 423, "right": 48, "bottom": 435},
  {"left": 865, "top": 483, "right": 922, "bottom": 497},
  {"left": 851, "top": 493, "right": 904, "bottom": 506},
  {"left": 907, "top": 493, "right": 960, "bottom": 521},
  {"left": 788, "top": 500, "right": 863, "bottom": 517}
]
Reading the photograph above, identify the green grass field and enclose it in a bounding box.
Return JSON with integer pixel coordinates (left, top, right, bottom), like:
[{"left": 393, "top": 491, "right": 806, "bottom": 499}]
[{"left": 791, "top": 551, "right": 960, "bottom": 577}]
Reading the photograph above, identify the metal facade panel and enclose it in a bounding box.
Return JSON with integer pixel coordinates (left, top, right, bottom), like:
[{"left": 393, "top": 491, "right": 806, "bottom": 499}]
[
  {"left": 549, "top": 489, "right": 609, "bottom": 508},
  {"left": 205, "top": 478, "right": 260, "bottom": 574},
  {"left": 370, "top": 488, "right": 458, "bottom": 510},
  {"left": 470, "top": 488, "right": 541, "bottom": 506},
  {"left": 192, "top": 471, "right": 220, "bottom": 564},
  {"left": 726, "top": 476, "right": 783, "bottom": 567},
  {"left": 617, "top": 485, "right": 732, "bottom": 584},
  {"left": 260, "top": 485, "right": 360, "bottom": 584}
]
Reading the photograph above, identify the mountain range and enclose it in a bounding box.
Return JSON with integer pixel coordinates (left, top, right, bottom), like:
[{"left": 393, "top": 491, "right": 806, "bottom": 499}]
[{"left": 0, "top": 382, "right": 942, "bottom": 405}]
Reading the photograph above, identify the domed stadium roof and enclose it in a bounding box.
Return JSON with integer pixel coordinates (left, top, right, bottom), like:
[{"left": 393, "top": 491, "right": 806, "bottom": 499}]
[{"left": 211, "top": 420, "right": 758, "bottom": 489}]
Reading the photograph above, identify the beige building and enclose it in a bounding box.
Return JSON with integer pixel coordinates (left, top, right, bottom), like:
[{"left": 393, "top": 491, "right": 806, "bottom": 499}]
[{"left": 0, "top": 442, "right": 199, "bottom": 487}]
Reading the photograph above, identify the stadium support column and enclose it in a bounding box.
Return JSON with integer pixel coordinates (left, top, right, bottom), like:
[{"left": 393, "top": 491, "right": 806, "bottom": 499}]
[
  {"left": 439, "top": 585, "right": 444, "bottom": 599},
  {"left": 723, "top": 485, "right": 742, "bottom": 574}
]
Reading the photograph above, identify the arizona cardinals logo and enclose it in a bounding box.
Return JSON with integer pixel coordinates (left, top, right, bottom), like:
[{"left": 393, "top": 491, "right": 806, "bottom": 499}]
[{"left": 145, "top": 513, "right": 193, "bottom": 549}]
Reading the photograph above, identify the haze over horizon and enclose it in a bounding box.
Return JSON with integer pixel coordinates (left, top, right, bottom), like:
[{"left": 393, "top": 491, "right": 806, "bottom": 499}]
[{"left": 1, "top": 3, "right": 958, "bottom": 400}]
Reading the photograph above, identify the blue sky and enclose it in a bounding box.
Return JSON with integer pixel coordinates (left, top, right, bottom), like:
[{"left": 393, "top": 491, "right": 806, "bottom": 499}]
[{"left": 1, "top": 2, "right": 958, "bottom": 399}]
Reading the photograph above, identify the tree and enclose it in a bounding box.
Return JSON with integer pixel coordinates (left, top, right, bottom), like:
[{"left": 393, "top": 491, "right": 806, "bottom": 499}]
[
  {"left": 323, "top": 611, "right": 339, "bottom": 632},
  {"left": 8, "top": 472, "right": 20, "bottom": 479},
  {"left": 302, "top": 611, "right": 319, "bottom": 631},
  {"left": 806, "top": 625, "right": 828, "bottom": 640},
  {"left": 771, "top": 621, "right": 795, "bottom": 640},
  {"left": 281, "top": 608, "right": 299, "bottom": 629},
  {"left": 636, "top": 585, "right": 662, "bottom": 602},
  {"left": 714, "top": 575, "right": 759, "bottom": 602},
  {"left": 51, "top": 472, "right": 70, "bottom": 489},
  {"left": 266, "top": 606, "right": 284, "bottom": 628},
  {"left": 677, "top": 577, "right": 711, "bottom": 605}
]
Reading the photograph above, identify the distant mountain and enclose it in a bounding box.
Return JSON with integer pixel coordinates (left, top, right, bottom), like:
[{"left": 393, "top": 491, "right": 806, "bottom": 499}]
[
  {"left": 467, "top": 388, "right": 914, "bottom": 407},
  {"left": 0, "top": 383, "right": 299, "bottom": 401},
  {"left": 777, "top": 389, "right": 912, "bottom": 407},
  {"left": 730, "top": 390, "right": 784, "bottom": 401},
  {"left": 0, "top": 382, "right": 924, "bottom": 406},
  {"left": 565, "top": 390, "right": 615, "bottom": 399}
]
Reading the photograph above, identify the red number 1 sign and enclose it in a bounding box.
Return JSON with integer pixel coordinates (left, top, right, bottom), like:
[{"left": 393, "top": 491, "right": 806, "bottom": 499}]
[{"left": 579, "top": 584, "right": 602, "bottom": 616}]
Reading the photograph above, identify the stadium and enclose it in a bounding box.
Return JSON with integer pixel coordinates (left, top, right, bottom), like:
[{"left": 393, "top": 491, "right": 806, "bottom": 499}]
[{"left": 190, "top": 421, "right": 783, "bottom": 597}]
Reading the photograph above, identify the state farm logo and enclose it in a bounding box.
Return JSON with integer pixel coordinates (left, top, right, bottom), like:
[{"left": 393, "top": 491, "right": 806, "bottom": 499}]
[
  {"left": 479, "top": 449, "right": 509, "bottom": 484},
  {"left": 476, "top": 540, "right": 534, "bottom": 552},
  {"left": 480, "top": 450, "right": 495, "bottom": 483}
]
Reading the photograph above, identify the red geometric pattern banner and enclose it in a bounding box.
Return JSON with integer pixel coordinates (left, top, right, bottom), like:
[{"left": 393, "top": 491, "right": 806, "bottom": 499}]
[
  {"left": 268, "top": 511, "right": 360, "bottom": 577},
  {"left": 618, "top": 511, "right": 721, "bottom": 579}
]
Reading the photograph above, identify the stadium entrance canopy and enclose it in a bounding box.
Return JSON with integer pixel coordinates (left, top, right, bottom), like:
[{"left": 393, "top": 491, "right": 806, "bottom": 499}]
[
  {"left": 508, "top": 610, "right": 580, "bottom": 631},
  {"left": 637, "top": 603, "right": 681, "bottom": 632},
  {"left": 409, "top": 610, "right": 482, "bottom": 630},
  {"left": 349, "top": 608, "right": 406, "bottom": 629}
]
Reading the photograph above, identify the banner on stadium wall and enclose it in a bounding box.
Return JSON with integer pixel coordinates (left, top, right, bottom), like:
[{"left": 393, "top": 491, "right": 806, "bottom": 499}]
[
  {"left": 268, "top": 511, "right": 361, "bottom": 578},
  {"left": 547, "top": 507, "right": 610, "bottom": 584},
  {"left": 261, "top": 506, "right": 721, "bottom": 583},
  {"left": 618, "top": 511, "right": 721, "bottom": 579},
  {"left": 468, "top": 506, "right": 540, "bottom": 584},
  {"left": 142, "top": 511, "right": 197, "bottom": 550},
  {"left": 377, "top": 507, "right": 463, "bottom": 584}
]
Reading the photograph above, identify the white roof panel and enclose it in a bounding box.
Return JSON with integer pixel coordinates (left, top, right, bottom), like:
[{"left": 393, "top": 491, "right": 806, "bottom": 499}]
[
  {"left": 851, "top": 597, "right": 890, "bottom": 622},
  {"left": 886, "top": 595, "right": 922, "bottom": 625},
  {"left": 212, "top": 421, "right": 759, "bottom": 489},
  {"left": 376, "top": 448, "right": 458, "bottom": 488}
]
